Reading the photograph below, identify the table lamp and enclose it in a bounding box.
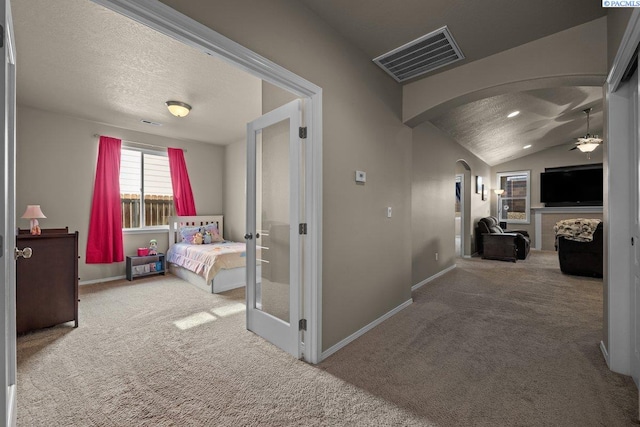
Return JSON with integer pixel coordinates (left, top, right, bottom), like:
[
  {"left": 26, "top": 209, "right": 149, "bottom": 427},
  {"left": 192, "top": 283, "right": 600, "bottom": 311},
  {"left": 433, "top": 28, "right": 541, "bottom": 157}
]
[{"left": 21, "top": 205, "right": 46, "bottom": 235}]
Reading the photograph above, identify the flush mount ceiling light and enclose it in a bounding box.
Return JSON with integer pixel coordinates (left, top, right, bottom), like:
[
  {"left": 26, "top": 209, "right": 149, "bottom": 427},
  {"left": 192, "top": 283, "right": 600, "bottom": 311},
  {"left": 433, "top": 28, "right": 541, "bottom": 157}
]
[
  {"left": 507, "top": 111, "right": 520, "bottom": 118},
  {"left": 572, "top": 108, "right": 603, "bottom": 158},
  {"left": 165, "top": 101, "right": 191, "bottom": 118}
]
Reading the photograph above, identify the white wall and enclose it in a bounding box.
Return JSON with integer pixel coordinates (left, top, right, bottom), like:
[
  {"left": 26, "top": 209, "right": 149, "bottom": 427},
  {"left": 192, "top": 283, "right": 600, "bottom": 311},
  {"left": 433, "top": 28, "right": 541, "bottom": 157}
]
[
  {"left": 16, "top": 106, "right": 225, "bottom": 283},
  {"left": 223, "top": 138, "right": 246, "bottom": 242}
]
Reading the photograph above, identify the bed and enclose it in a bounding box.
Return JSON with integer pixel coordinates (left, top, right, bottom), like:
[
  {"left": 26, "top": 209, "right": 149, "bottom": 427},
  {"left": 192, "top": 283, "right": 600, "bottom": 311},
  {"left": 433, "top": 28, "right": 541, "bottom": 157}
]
[{"left": 167, "top": 215, "right": 256, "bottom": 294}]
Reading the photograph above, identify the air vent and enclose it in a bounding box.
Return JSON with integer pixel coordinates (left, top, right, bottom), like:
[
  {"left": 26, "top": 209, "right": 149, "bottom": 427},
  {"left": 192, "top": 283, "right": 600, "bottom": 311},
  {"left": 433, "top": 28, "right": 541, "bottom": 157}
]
[{"left": 373, "top": 26, "right": 464, "bottom": 83}]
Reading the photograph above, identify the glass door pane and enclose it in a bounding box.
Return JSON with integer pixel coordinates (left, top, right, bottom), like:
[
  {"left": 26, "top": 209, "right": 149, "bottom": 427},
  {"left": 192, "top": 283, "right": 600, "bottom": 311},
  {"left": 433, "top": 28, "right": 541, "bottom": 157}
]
[{"left": 255, "top": 119, "right": 290, "bottom": 323}]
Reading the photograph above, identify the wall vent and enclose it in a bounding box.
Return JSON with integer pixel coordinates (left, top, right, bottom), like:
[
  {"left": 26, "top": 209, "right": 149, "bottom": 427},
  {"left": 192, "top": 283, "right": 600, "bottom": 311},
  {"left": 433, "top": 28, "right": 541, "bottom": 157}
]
[{"left": 373, "top": 26, "right": 464, "bottom": 83}]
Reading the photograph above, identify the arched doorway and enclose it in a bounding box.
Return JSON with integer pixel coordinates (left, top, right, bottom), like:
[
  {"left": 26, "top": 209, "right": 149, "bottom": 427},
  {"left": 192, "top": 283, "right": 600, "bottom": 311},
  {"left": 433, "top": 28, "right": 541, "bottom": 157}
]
[{"left": 455, "top": 160, "right": 472, "bottom": 257}]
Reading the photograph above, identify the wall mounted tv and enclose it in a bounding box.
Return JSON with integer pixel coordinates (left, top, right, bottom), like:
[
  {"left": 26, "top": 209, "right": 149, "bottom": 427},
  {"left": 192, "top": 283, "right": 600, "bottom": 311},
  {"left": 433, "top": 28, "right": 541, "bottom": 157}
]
[{"left": 540, "top": 164, "right": 603, "bottom": 207}]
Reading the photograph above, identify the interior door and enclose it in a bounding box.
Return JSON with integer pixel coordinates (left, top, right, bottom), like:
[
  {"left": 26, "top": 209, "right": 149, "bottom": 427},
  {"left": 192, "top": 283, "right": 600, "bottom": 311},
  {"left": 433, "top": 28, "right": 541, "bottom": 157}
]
[
  {"left": 632, "top": 64, "right": 640, "bottom": 388},
  {"left": 1, "top": 0, "right": 17, "bottom": 424},
  {"left": 246, "top": 99, "right": 302, "bottom": 358}
]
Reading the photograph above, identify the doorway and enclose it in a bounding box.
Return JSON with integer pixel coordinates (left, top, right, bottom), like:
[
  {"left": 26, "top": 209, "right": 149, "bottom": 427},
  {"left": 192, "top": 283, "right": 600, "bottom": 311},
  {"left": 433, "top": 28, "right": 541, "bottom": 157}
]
[
  {"left": 455, "top": 174, "right": 463, "bottom": 257},
  {"left": 455, "top": 160, "right": 472, "bottom": 257}
]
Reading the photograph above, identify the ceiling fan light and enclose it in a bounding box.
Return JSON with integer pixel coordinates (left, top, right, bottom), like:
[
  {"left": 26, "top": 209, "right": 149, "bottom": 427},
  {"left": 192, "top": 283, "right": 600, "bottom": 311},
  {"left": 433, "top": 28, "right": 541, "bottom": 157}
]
[
  {"left": 166, "top": 101, "right": 191, "bottom": 117},
  {"left": 577, "top": 142, "right": 599, "bottom": 153}
]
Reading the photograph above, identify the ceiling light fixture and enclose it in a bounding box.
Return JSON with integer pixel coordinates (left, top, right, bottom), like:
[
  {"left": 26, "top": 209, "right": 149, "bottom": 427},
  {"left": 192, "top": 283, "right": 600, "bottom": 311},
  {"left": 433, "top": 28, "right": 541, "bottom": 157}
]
[
  {"left": 165, "top": 101, "right": 191, "bottom": 118},
  {"left": 523, "top": 144, "right": 532, "bottom": 149},
  {"left": 574, "top": 108, "right": 603, "bottom": 158},
  {"left": 507, "top": 111, "right": 520, "bottom": 118}
]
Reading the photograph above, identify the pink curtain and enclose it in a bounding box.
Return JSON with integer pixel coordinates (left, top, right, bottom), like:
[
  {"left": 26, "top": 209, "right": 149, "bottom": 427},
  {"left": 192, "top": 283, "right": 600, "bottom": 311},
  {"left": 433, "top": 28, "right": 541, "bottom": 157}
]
[
  {"left": 86, "top": 136, "right": 124, "bottom": 263},
  {"left": 168, "top": 148, "right": 196, "bottom": 215}
]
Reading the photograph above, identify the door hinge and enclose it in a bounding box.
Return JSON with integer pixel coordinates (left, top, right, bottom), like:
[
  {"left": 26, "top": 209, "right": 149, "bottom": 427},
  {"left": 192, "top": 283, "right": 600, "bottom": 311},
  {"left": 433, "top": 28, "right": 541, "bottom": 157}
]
[
  {"left": 299, "top": 223, "right": 307, "bottom": 235},
  {"left": 0, "top": 25, "right": 4, "bottom": 48},
  {"left": 299, "top": 127, "right": 307, "bottom": 139},
  {"left": 299, "top": 319, "right": 307, "bottom": 331}
]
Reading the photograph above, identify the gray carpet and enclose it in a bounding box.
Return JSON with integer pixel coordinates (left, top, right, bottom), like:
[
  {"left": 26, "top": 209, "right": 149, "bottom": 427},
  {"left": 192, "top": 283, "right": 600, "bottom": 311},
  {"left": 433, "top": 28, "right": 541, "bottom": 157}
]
[{"left": 17, "top": 251, "right": 637, "bottom": 426}]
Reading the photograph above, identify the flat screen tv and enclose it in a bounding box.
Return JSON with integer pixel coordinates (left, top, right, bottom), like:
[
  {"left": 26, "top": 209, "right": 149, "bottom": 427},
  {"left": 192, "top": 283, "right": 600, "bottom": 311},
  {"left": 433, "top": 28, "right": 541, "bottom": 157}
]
[{"left": 540, "top": 165, "right": 603, "bottom": 207}]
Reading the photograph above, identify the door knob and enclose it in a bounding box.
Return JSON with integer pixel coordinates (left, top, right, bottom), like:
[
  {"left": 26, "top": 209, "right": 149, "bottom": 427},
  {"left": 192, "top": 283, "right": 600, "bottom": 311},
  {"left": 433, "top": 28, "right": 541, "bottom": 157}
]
[
  {"left": 244, "top": 233, "right": 253, "bottom": 240},
  {"left": 14, "top": 247, "right": 32, "bottom": 260}
]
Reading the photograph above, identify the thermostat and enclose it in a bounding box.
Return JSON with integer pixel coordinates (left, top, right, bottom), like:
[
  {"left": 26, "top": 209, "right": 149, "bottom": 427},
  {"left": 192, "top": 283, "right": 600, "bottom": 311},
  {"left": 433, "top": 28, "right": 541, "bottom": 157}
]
[{"left": 355, "top": 170, "right": 366, "bottom": 183}]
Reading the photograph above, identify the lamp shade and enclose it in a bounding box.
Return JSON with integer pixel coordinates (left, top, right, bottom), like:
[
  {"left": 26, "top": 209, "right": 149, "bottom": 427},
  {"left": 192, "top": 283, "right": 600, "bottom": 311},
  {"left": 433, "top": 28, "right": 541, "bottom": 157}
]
[
  {"left": 165, "top": 101, "right": 191, "bottom": 117},
  {"left": 21, "top": 205, "right": 46, "bottom": 219},
  {"left": 577, "top": 143, "right": 599, "bottom": 153}
]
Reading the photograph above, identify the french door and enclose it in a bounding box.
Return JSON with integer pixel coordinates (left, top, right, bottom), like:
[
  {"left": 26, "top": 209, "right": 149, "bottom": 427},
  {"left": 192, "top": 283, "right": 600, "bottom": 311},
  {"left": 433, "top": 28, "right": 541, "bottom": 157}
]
[
  {"left": 1, "top": 0, "right": 17, "bottom": 424},
  {"left": 246, "top": 99, "right": 303, "bottom": 358}
]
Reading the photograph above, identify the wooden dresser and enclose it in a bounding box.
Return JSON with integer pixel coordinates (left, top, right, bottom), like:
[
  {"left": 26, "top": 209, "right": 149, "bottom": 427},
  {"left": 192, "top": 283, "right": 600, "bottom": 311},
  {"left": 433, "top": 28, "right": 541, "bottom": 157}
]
[{"left": 16, "top": 228, "right": 79, "bottom": 334}]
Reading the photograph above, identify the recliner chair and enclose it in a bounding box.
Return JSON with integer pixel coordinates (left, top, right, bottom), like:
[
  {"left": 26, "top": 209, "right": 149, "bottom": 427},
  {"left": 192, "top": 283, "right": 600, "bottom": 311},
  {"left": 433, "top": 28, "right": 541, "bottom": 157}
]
[{"left": 476, "top": 216, "right": 530, "bottom": 262}]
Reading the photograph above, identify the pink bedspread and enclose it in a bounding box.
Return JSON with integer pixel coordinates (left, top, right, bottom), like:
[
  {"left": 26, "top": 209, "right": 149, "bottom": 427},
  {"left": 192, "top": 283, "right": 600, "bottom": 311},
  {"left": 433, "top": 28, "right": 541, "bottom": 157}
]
[{"left": 167, "top": 241, "right": 248, "bottom": 283}]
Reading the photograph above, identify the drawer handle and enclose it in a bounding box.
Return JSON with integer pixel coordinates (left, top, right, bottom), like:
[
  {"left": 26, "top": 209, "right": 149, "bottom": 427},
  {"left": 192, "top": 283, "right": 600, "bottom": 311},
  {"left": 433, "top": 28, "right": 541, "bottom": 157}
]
[{"left": 14, "top": 247, "right": 32, "bottom": 260}]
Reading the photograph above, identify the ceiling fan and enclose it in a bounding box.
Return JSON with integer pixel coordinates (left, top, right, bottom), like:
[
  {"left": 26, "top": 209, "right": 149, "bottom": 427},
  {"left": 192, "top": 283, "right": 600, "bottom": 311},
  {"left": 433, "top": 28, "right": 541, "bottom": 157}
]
[{"left": 570, "top": 108, "right": 603, "bottom": 158}]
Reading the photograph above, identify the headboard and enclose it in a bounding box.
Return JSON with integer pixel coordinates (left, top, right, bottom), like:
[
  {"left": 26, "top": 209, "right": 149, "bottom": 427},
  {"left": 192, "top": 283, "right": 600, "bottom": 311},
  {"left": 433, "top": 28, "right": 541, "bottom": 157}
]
[{"left": 168, "top": 215, "right": 224, "bottom": 246}]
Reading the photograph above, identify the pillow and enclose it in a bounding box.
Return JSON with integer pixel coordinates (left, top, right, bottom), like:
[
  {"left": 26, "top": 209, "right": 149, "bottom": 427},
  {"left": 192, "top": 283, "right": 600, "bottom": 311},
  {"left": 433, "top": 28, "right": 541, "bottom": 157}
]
[
  {"left": 179, "top": 225, "right": 201, "bottom": 243},
  {"left": 203, "top": 223, "right": 224, "bottom": 243}
]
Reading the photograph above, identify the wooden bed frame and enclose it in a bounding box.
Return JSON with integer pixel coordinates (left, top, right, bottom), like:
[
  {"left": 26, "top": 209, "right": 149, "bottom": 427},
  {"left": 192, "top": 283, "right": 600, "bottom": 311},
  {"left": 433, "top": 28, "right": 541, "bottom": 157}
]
[{"left": 168, "top": 215, "right": 251, "bottom": 294}]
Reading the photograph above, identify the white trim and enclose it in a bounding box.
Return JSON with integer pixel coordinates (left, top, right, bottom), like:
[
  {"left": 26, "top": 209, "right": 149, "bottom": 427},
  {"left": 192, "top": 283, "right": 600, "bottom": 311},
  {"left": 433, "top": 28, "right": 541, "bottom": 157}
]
[
  {"left": 607, "top": 9, "right": 640, "bottom": 91},
  {"left": 92, "top": 0, "right": 323, "bottom": 364},
  {"left": 601, "top": 340, "right": 610, "bottom": 367},
  {"left": 411, "top": 264, "right": 457, "bottom": 292},
  {"left": 79, "top": 275, "right": 126, "bottom": 286},
  {"left": 320, "top": 299, "right": 413, "bottom": 361},
  {"left": 496, "top": 170, "right": 531, "bottom": 224}
]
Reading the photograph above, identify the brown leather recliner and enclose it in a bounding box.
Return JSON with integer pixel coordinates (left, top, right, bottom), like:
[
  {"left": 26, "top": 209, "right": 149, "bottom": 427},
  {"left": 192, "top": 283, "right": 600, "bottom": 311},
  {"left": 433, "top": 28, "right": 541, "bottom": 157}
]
[{"left": 476, "top": 216, "right": 530, "bottom": 262}]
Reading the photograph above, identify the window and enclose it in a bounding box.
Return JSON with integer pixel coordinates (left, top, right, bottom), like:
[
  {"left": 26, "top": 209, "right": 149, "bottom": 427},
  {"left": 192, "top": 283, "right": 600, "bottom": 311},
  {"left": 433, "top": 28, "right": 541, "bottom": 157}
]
[
  {"left": 496, "top": 170, "right": 530, "bottom": 224},
  {"left": 120, "top": 147, "right": 174, "bottom": 229}
]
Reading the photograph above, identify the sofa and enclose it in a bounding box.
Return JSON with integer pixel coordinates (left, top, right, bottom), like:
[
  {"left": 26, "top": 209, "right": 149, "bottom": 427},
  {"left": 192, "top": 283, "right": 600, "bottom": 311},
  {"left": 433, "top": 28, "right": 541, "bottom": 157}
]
[
  {"left": 555, "top": 220, "right": 603, "bottom": 278},
  {"left": 476, "top": 216, "right": 530, "bottom": 262}
]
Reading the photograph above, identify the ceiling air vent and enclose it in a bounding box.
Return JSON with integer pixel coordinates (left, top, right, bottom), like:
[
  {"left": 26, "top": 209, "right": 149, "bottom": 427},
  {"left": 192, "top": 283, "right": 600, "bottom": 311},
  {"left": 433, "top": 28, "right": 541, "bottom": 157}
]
[{"left": 373, "top": 26, "right": 464, "bottom": 83}]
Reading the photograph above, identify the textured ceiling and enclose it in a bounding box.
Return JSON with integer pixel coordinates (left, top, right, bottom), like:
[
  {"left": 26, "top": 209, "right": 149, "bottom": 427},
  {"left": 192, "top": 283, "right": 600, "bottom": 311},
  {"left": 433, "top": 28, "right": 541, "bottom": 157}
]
[
  {"left": 299, "top": 0, "right": 606, "bottom": 81},
  {"left": 430, "top": 87, "right": 603, "bottom": 166},
  {"left": 12, "top": 0, "right": 262, "bottom": 145}
]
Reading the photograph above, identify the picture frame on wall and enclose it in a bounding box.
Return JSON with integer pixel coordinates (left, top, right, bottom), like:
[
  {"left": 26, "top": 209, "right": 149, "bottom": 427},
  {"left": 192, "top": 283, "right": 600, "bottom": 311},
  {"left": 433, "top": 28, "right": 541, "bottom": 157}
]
[
  {"left": 476, "top": 176, "right": 482, "bottom": 194},
  {"left": 482, "top": 184, "right": 488, "bottom": 201}
]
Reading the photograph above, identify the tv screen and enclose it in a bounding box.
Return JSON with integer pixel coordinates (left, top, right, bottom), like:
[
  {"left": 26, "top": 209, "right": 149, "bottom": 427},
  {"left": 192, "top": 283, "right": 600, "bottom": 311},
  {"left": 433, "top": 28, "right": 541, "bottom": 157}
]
[{"left": 540, "top": 167, "right": 603, "bottom": 206}]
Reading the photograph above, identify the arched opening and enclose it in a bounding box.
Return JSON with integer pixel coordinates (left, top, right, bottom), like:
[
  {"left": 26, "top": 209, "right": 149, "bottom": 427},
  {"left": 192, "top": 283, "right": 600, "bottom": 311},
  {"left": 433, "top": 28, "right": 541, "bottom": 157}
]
[{"left": 455, "top": 159, "right": 472, "bottom": 257}]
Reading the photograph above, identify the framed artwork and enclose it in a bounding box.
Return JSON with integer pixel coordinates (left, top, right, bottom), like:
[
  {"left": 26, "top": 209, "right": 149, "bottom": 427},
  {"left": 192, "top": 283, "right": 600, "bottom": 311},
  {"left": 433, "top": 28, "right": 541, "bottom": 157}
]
[
  {"left": 482, "top": 184, "right": 488, "bottom": 201},
  {"left": 476, "top": 176, "right": 482, "bottom": 194}
]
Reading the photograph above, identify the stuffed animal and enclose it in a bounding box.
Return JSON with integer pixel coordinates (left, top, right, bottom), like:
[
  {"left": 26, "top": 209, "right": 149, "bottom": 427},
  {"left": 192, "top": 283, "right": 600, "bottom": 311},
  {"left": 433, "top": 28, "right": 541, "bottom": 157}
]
[
  {"left": 193, "top": 232, "right": 203, "bottom": 245},
  {"left": 203, "top": 231, "right": 212, "bottom": 244},
  {"left": 148, "top": 239, "right": 158, "bottom": 255}
]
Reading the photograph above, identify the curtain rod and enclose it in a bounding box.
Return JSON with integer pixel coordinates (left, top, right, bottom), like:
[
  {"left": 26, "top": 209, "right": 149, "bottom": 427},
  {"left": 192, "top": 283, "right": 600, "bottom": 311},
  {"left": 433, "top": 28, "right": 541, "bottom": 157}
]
[{"left": 93, "top": 134, "right": 187, "bottom": 153}]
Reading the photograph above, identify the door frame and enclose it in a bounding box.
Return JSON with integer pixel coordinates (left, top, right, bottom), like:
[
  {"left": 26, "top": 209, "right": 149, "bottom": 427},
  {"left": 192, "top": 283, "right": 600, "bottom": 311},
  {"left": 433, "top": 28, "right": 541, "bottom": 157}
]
[
  {"left": 604, "top": 8, "right": 640, "bottom": 376},
  {"left": 91, "top": 0, "right": 323, "bottom": 363},
  {"left": 455, "top": 174, "right": 464, "bottom": 257}
]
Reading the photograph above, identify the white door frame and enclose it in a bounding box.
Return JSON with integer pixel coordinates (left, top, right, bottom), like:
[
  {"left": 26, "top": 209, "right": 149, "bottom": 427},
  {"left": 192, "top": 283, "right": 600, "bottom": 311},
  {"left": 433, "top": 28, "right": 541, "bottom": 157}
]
[
  {"left": 604, "top": 8, "right": 640, "bottom": 376},
  {"left": 91, "top": 0, "right": 323, "bottom": 363},
  {"left": 1, "top": 0, "right": 17, "bottom": 424}
]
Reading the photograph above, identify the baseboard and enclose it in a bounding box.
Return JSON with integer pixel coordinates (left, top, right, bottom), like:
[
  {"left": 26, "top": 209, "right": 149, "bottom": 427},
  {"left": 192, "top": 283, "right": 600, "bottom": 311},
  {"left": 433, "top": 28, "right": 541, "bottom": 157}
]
[
  {"left": 463, "top": 255, "right": 472, "bottom": 259},
  {"left": 320, "top": 298, "right": 413, "bottom": 361},
  {"left": 600, "top": 340, "right": 610, "bottom": 367},
  {"left": 411, "top": 264, "right": 457, "bottom": 292},
  {"left": 79, "top": 275, "right": 126, "bottom": 286}
]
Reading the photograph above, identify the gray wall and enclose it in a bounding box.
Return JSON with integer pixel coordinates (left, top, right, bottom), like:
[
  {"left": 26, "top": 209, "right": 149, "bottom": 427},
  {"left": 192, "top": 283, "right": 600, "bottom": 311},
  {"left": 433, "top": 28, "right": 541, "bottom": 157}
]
[
  {"left": 491, "top": 143, "right": 604, "bottom": 247},
  {"left": 223, "top": 138, "right": 246, "bottom": 242},
  {"left": 16, "top": 106, "right": 225, "bottom": 283},
  {"left": 412, "top": 122, "right": 491, "bottom": 285},
  {"left": 607, "top": 9, "right": 633, "bottom": 70},
  {"left": 158, "top": 0, "right": 413, "bottom": 351}
]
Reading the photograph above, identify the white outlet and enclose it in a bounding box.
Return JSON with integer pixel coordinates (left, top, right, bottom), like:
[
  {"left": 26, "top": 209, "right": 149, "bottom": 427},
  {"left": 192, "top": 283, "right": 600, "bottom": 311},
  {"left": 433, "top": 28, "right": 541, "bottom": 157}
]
[
  {"left": 355, "top": 170, "right": 366, "bottom": 183},
  {"left": 435, "top": 252, "right": 439, "bottom": 261},
  {"left": 387, "top": 207, "right": 392, "bottom": 218}
]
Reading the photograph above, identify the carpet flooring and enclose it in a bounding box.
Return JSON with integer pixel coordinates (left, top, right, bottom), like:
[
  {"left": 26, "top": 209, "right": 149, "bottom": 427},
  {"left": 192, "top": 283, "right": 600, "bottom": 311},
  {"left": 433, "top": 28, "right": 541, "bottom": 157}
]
[{"left": 17, "top": 251, "right": 637, "bottom": 426}]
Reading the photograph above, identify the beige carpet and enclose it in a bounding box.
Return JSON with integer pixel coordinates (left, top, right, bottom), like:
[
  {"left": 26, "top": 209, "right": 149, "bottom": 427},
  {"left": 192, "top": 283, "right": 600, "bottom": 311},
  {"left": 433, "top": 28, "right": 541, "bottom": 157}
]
[{"left": 17, "top": 251, "right": 637, "bottom": 426}]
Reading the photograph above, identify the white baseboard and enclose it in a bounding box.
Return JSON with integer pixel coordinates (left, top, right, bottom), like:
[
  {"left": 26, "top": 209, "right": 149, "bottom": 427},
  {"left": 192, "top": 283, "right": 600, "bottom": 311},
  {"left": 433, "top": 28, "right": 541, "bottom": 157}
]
[
  {"left": 320, "top": 298, "right": 413, "bottom": 361},
  {"left": 411, "top": 264, "right": 457, "bottom": 292},
  {"left": 600, "top": 340, "right": 610, "bottom": 367},
  {"left": 79, "top": 275, "right": 126, "bottom": 286}
]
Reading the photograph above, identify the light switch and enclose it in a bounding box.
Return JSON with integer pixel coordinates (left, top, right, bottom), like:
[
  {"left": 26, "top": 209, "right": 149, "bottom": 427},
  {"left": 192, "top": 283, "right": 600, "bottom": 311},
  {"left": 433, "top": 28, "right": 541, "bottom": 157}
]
[
  {"left": 387, "top": 207, "right": 392, "bottom": 218},
  {"left": 355, "top": 170, "right": 366, "bottom": 183}
]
